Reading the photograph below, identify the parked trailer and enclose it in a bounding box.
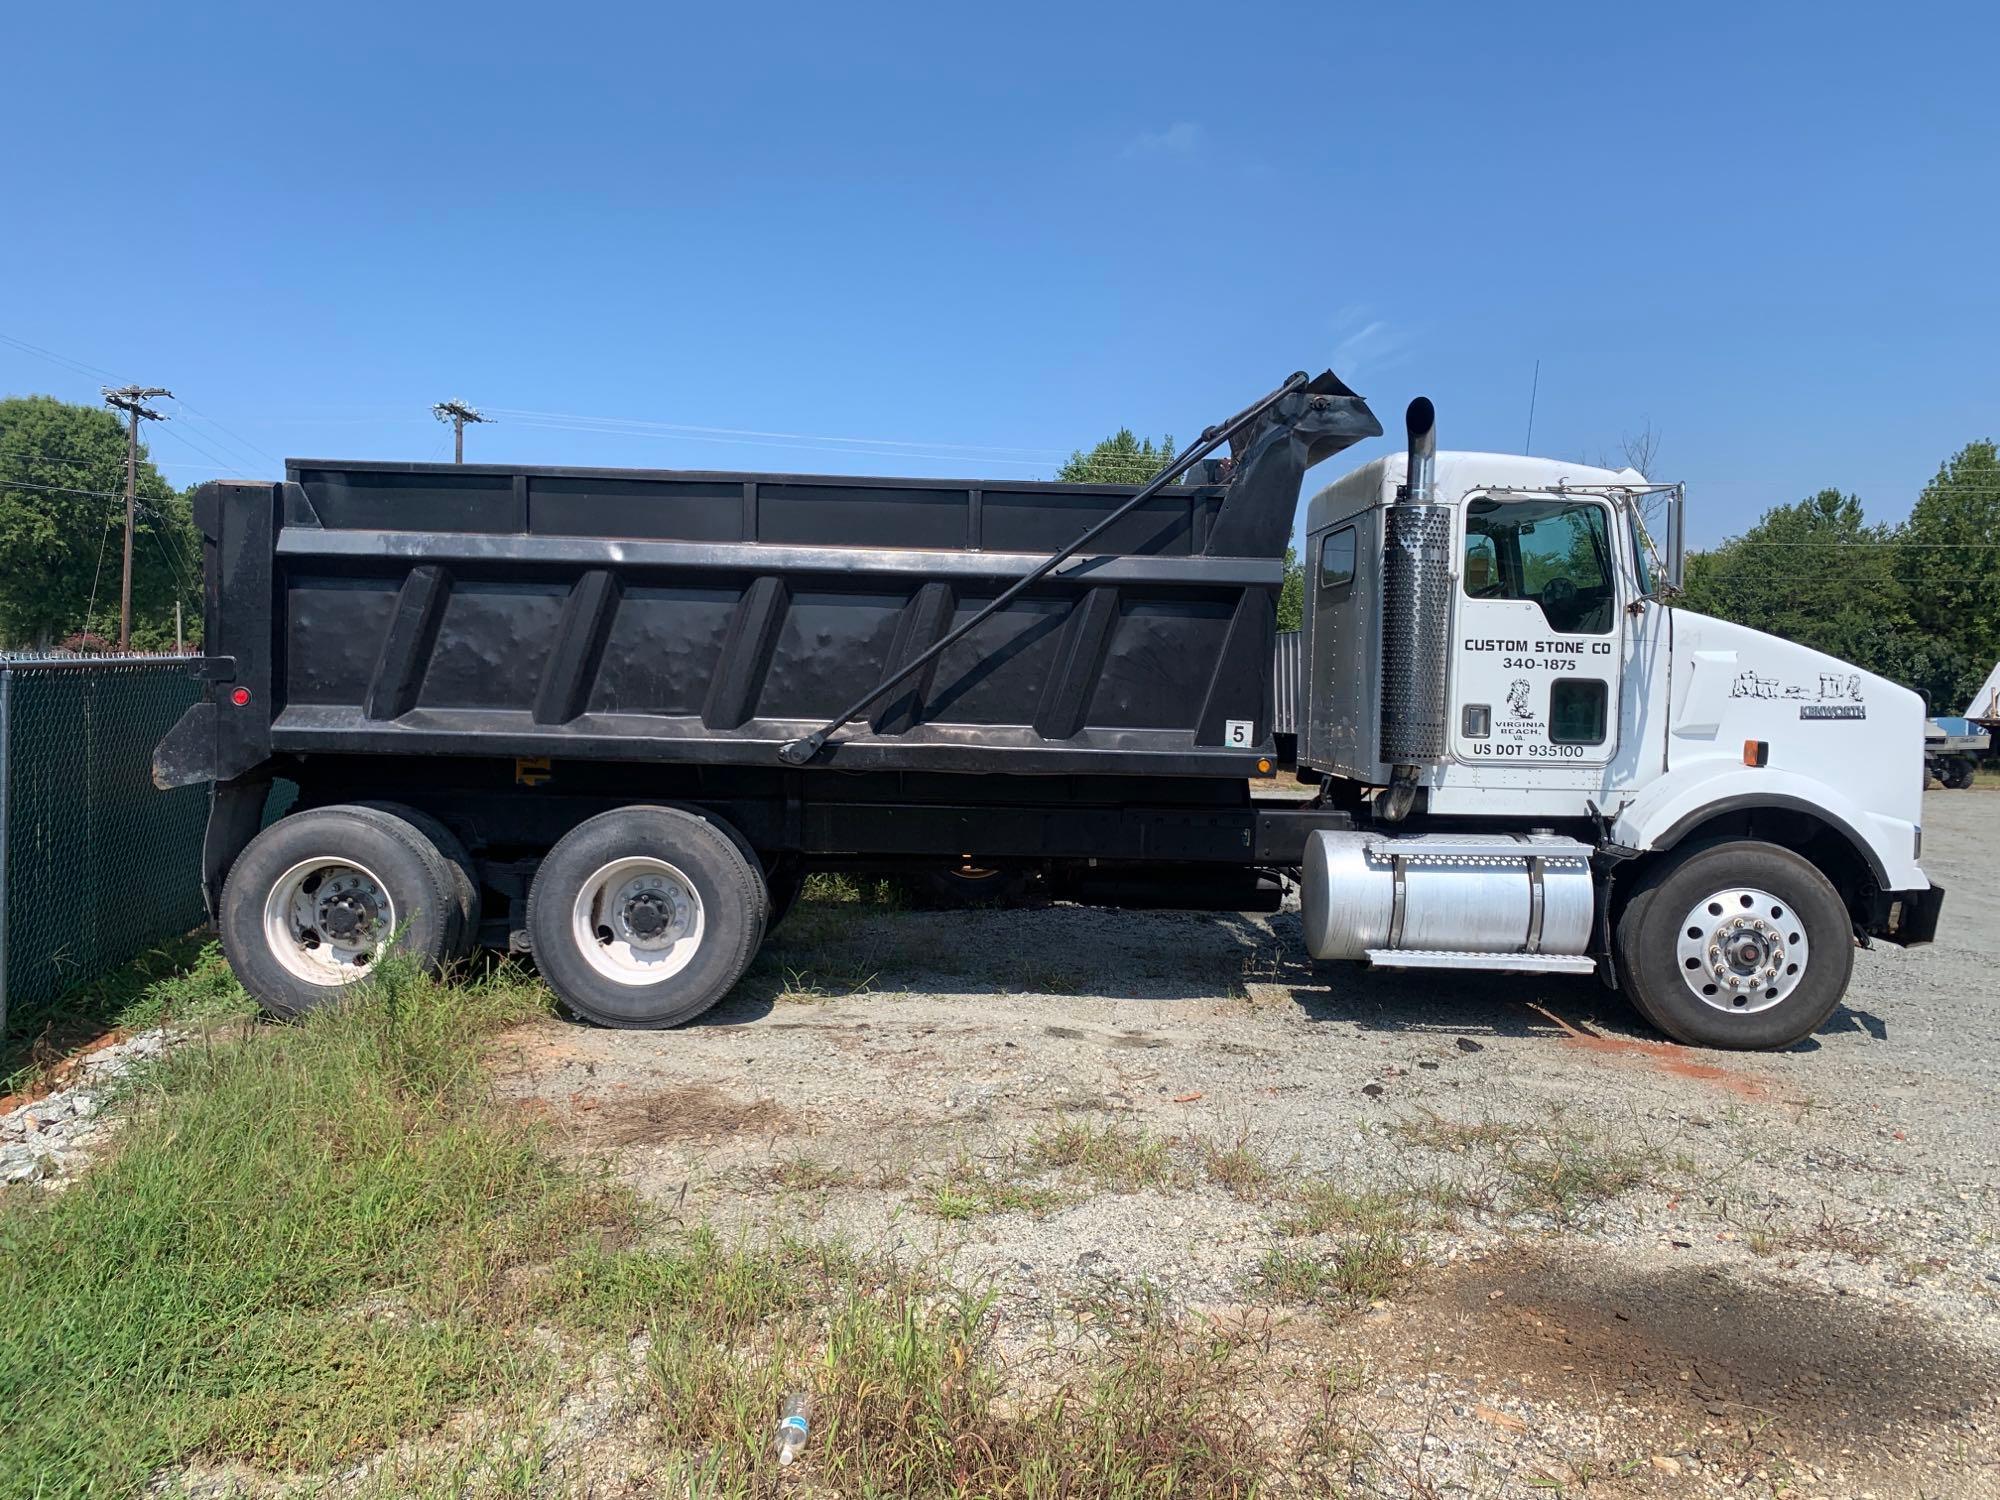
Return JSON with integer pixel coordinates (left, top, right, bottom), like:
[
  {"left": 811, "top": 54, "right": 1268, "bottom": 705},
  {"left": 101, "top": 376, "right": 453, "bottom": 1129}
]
[{"left": 156, "top": 376, "right": 1941, "bottom": 1049}]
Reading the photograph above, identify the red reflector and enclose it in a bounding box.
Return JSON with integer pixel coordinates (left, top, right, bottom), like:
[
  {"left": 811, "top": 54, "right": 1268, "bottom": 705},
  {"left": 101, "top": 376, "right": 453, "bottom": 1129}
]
[{"left": 230, "top": 687, "right": 251, "bottom": 707}]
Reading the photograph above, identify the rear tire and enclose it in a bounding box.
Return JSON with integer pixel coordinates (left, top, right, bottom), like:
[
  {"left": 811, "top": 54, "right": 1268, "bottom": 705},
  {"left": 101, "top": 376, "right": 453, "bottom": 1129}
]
[
  {"left": 353, "top": 802, "right": 481, "bottom": 958},
  {"left": 910, "top": 862, "right": 1028, "bottom": 909},
  {"left": 1617, "top": 840, "right": 1852, "bottom": 1050},
  {"left": 1941, "top": 757, "right": 1976, "bottom": 790},
  {"left": 526, "top": 805, "right": 766, "bottom": 1029},
  {"left": 764, "top": 856, "right": 807, "bottom": 938},
  {"left": 220, "top": 805, "right": 459, "bottom": 1020}
]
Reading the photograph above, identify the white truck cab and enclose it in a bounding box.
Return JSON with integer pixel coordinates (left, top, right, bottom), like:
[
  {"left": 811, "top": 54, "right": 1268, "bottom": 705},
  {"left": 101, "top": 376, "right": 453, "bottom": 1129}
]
[{"left": 1296, "top": 400, "right": 1941, "bottom": 1050}]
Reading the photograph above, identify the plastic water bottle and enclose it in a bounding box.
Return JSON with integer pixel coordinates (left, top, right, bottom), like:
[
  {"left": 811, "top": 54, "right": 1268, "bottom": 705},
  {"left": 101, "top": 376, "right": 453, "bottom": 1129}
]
[{"left": 773, "top": 1392, "right": 811, "bottom": 1466}]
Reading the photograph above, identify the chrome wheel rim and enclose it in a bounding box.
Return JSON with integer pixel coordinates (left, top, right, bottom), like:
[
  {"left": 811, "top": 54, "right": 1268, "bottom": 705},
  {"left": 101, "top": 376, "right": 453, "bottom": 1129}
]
[
  {"left": 571, "top": 856, "right": 705, "bottom": 986},
  {"left": 262, "top": 857, "right": 396, "bottom": 986},
  {"left": 1675, "top": 886, "right": 1808, "bottom": 1014}
]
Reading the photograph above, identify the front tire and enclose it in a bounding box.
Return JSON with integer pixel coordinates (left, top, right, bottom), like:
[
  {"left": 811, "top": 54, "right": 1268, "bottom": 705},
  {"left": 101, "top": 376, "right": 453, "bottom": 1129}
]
[
  {"left": 1618, "top": 840, "right": 1853, "bottom": 1050},
  {"left": 526, "top": 806, "right": 766, "bottom": 1028},
  {"left": 219, "top": 805, "right": 460, "bottom": 1019}
]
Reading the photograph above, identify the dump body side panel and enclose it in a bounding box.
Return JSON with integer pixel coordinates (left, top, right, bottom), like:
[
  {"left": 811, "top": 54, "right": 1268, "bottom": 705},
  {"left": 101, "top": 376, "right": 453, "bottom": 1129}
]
[{"left": 174, "top": 467, "right": 1286, "bottom": 784}]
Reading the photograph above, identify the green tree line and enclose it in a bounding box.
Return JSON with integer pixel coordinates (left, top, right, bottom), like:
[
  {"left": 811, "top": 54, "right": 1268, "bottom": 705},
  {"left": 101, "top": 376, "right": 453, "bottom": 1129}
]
[
  {"left": 1679, "top": 440, "right": 1999, "bottom": 713},
  {"left": 0, "top": 394, "right": 202, "bottom": 650}
]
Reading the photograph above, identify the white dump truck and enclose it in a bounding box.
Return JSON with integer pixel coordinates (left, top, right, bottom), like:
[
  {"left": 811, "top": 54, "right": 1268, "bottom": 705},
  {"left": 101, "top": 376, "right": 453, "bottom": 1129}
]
[
  {"left": 1292, "top": 399, "right": 1941, "bottom": 1048},
  {"left": 159, "top": 375, "right": 1940, "bottom": 1052}
]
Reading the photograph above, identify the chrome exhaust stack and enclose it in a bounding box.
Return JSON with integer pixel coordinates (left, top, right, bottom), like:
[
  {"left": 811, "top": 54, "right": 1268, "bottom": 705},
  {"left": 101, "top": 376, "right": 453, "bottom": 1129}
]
[{"left": 1376, "top": 397, "right": 1453, "bottom": 822}]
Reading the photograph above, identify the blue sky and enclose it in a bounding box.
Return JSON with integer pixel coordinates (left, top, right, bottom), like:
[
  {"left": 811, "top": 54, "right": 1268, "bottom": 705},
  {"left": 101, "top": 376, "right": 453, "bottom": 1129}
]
[{"left": 2, "top": 1, "right": 1994, "bottom": 550}]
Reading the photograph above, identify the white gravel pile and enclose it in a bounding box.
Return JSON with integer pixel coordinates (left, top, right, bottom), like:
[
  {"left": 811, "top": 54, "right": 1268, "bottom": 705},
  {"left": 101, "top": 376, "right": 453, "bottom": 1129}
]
[{"left": 0, "top": 1028, "right": 180, "bottom": 1188}]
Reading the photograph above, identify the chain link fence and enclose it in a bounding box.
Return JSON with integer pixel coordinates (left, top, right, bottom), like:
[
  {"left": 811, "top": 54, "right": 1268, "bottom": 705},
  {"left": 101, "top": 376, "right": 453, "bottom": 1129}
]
[{"left": 0, "top": 657, "right": 210, "bottom": 1038}]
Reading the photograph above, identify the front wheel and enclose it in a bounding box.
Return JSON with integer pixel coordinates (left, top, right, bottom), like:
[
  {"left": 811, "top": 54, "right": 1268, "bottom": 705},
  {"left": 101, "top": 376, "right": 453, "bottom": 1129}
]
[
  {"left": 526, "top": 806, "right": 766, "bottom": 1028},
  {"left": 1617, "top": 840, "right": 1853, "bottom": 1050}
]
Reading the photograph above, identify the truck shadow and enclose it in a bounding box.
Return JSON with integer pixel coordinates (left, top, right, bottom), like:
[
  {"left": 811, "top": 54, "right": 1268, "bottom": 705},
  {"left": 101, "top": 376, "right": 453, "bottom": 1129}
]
[{"left": 692, "top": 900, "right": 1886, "bottom": 1055}]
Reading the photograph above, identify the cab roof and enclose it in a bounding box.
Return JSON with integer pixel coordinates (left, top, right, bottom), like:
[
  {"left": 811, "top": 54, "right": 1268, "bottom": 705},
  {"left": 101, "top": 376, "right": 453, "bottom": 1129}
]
[{"left": 1305, "top": 450, "right": 1647, "bottom": 534}]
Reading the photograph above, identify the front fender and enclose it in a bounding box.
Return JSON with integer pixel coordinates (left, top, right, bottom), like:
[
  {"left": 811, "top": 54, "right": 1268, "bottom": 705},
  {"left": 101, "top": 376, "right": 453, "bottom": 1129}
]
[{"left": 1611, "top": 764, "right": 1925, "bottom": 892}]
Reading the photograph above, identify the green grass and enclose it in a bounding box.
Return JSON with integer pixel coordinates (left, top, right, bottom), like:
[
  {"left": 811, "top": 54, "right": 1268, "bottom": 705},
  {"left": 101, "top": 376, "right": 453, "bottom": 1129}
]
[
  {"left": 1387, "top": 1112, "right": 1658, "bottom": 1227},
  {"left": 1028, "top": 1119, "right": 1184, "bottom": 1191},
  {"left": 1199, "top": 1135, "right": 1277, "bottom": 1201},
  {"left": 1, "top": 936, "right": 256, "bottom": 1096},
  {"left": 1277, "top": 1180, "right": 1425, "bottom": 1239},
  {"left": 0, "top": 953, "right": 1342, "bottom": 1499},
  {"left": 1256, "top": 1234, "right": 1413, "bottom": 1307},
  {"left": 0, "top": 955, "right": 618, "bottom": 1499},
  {"left": 917, "top": 1156, "right": 1068, "bottom": 1221}
]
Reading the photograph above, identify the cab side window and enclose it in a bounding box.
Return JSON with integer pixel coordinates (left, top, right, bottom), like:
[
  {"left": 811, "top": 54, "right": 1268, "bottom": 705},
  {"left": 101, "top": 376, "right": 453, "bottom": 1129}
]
[
  {"left": 1463, "top": 498, "right": 1615, "bottom": 634},
  {"left": 1319, "top": 527, "right": 1356, "bottom": 589}
]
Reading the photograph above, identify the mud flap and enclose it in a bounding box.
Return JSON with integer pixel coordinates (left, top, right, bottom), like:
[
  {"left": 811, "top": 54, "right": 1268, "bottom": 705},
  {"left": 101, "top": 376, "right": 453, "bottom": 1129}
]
[{"left": 202, "top": 774, "right": 274, "bottom": 919}]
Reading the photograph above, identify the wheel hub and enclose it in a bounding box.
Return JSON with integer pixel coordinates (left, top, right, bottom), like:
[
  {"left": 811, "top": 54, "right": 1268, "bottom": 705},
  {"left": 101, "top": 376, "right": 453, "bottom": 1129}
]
[
  {"left": 264, "top": 859, "right": 396, "bottom": 987},
  {"left": 605, "top": 871, "right": 694, "bottom": 954},
  {"left": 318, "top": 886, "right": 381, "bottom": 941},
  {"left": 569, "top": 856, "right": 707, "bottom": 987},
  {"left": 1675, "top": 886, "right": 1809, "bottom": 1015}
]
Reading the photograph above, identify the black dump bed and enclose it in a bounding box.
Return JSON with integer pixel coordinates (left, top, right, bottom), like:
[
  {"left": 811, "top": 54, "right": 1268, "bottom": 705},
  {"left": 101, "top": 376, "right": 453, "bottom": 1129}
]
[{"left": 156, "top": 376, "right": 1379, "bottom": 789}]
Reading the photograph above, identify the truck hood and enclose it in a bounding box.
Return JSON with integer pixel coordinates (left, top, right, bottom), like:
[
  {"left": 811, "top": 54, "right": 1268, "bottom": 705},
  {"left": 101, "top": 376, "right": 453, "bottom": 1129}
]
[{"left": 1664, "top": 608, "right": 1927, "bottom": 831}]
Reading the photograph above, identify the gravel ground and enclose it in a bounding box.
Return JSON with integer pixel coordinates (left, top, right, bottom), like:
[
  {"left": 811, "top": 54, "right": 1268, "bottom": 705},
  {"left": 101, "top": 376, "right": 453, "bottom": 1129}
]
[
  {"left": 0, "top": 1028, "right": 179, "bottom": 1188},
  {"left": 472, "top": 789, "right": 1998, "bottom": 1497}
]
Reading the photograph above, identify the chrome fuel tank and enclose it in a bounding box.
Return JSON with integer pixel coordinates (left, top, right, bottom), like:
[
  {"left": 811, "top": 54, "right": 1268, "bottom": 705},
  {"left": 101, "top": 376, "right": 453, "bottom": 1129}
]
[{"left": 1301, "top": 831, "right": 1594, "bottom": 961}]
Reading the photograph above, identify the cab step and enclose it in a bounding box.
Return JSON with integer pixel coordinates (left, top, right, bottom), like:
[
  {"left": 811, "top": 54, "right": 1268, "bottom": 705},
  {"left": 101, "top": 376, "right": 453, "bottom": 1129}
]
[{"left": 1363, "top": 949, "right": 1598, "bottom": 975}]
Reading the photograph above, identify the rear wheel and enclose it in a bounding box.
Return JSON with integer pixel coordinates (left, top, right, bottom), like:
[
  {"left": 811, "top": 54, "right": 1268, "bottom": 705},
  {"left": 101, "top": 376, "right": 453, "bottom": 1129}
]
[
  {"left": 1941, "top": 756, "right": 1976, "bottom": 790},
  {"left": 353, "top": 802, "right": 481, "bottom": 957},
  {"left": 526, "top": 805, "right": 766, "bottom": 1028},
  {"left": 911, "top": 861, "right": 1028, "bottom": 909},
  {"left": 220, "top": 805, "right": 459, "bottom": 1019},
  {"left": 763, "top": 855, "right": 807, "bottom": 938},
  {"left": 1618, "top": 840, "right": 1852, "bottom": 1050}
]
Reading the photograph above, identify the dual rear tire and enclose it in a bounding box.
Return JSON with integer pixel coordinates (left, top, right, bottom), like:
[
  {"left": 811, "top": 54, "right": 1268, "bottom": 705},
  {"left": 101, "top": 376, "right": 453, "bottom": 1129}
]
[
  {"left": 221, "top": 801, "right": 768, "bottom": 1030},
  {"left": 219, "top": 804, "right": 469, "bottom": 1021},
  {"left": 524, "top": 806, "right": 767, "bottom": 1029}
]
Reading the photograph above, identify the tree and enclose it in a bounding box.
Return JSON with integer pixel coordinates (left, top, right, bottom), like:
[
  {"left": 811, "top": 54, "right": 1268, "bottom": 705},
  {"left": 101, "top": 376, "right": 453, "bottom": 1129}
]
[
  {"left": 1895, "top": 441, "right": 2000, "bottom": 695},
  {"left": 1278, "top": 546, "right": 1304, "bottom": 632},
  {"left": 1061, "top": 428, "right": 1310, "bottom": 628},
  {"left": 0, "top": 395, "right": 199, "bottom": 649},
  {"left": 1057, "top": 429, "right": 1175, "bottom": 485},
  {"left": 1678, "top": 488, "right": 1974, "bottom": 711}
]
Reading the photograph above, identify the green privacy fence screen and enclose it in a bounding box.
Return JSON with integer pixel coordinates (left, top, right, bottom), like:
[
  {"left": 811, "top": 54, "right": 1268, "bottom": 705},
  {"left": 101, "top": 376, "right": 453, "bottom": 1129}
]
[{"left": 0, "top": 658, "right": 211, "bottom": 1035}]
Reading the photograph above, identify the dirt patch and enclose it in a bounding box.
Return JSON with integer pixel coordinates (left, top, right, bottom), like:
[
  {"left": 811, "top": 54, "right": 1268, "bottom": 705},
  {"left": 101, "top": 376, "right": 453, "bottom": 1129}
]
[
  {"left": 569, "top": 1083, "right": 792, "bottom": 1146},
  {"left": 1559, "top": 1030, "right": 1772, "bottom": 1101},
  {"left": 1361, "top": 1245, "right": 1999, "bottom": 1483},
  {"left": 1528, "top": 1001, "right": 1774, "bottom": 1100}
]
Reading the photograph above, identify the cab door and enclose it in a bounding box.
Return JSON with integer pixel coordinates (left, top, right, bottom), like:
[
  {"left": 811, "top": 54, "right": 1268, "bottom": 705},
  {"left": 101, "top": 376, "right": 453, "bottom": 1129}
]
[{"left": 1450, "top": 493, "right": 1623, "bottom": 772}]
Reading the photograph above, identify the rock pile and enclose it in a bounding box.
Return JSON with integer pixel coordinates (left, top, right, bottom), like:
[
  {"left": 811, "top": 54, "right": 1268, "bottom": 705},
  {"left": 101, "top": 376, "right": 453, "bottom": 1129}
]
[{"left": 0, "top": 1029, "right": 180, "bottom": 1188}]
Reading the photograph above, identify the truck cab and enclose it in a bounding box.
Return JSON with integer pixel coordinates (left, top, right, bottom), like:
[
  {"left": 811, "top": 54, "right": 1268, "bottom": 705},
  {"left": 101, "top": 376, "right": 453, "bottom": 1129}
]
[{"left": 1295, "top": 405, "right": 1941, "bottom": 1049}]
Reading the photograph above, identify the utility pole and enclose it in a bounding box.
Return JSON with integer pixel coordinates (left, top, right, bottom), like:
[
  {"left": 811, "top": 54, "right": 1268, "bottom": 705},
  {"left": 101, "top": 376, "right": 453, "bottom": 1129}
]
[
  {"left": 103, "top": 385, "right": 172, "bottom": 651},
  {"left": 431, "top": 399, "right": 490, "bottom": 463}
]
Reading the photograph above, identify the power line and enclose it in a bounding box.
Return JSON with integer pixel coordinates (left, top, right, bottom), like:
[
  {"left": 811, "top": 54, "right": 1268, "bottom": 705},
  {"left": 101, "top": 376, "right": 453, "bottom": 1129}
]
[
  {"left": 82, "top": 513, "right": 115, "bottom": 641},
  {"left": 0, "top": 330, "right": 121, "bottom": 383},
  {"left": 483, "top": 406, "right": 1073, "bottom": 459},
  {"left": 0, "top": 476, "right": 130, "bottom": 504},
  {"left": 149, "top": 419, "right": 249, "bottom": 479},
  {"left": 165, "top": 393, "right": 278, "bottom": 468}
]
